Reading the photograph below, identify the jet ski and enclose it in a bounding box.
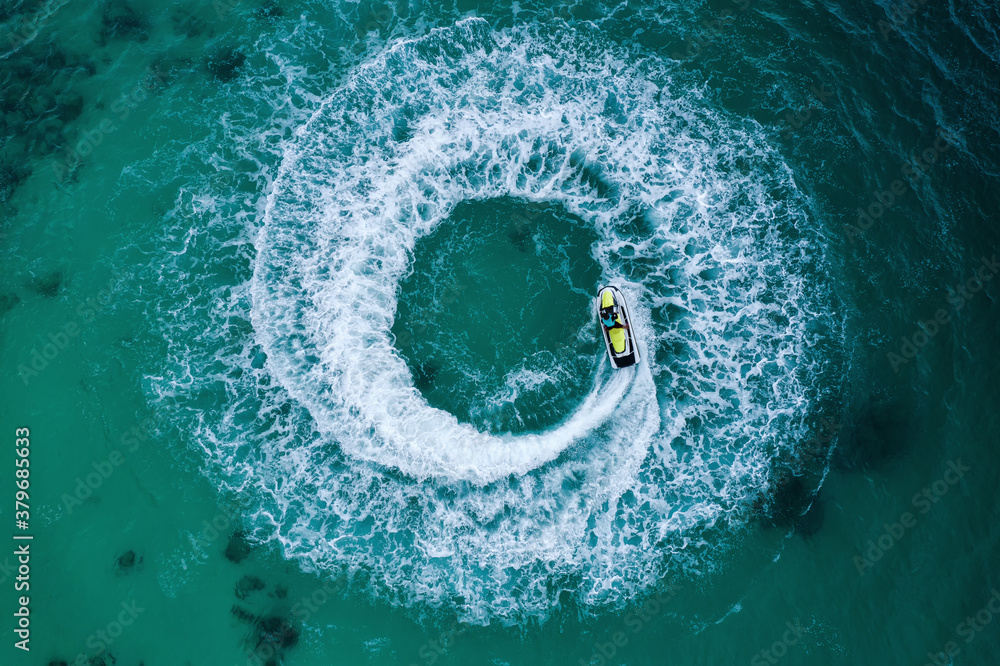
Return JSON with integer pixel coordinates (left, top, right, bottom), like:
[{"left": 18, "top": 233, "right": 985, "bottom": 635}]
[{"left": 597, "top": 285, "right": 639, "bottom": 369}]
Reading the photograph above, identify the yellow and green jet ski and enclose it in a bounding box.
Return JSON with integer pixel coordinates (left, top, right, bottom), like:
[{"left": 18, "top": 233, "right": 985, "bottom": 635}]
[{"left": 597, "top": 285, "right": 639, "bottom": 369}]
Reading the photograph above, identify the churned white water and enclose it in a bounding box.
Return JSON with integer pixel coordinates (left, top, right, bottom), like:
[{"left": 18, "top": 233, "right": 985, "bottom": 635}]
[{"left": 151, "top": 18, "right": 839, "bottom": 623}]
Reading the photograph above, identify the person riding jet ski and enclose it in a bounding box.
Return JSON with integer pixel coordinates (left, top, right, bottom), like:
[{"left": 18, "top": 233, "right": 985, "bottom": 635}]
[
  {"left": 597, "top": 285, "right": 639, "bottom": 369},
  {"left": 601, "top": 308, "right": 628, "bottom": 331}
]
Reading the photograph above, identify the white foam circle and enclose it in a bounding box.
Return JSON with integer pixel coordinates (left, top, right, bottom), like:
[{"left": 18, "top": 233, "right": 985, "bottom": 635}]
[{"left": 230, "top": 18, "right": 832, "bottom": 621}]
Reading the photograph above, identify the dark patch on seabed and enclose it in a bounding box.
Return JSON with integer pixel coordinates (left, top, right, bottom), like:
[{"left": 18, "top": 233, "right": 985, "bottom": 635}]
[
  {"left": 207, "top": 46, "right": 247, "bottom": 83},
  {"left": 231, "top": 573, "right": 300, "bottom": 664},
  {"left": 508, "top": 220, "right": 533, "bottom": 251},
  {"left": 27, "top": 269, "right": 65, "bottom": 298},
  {"left": 113, "top": 548, "right": 143, "bottom": 575},
  {"left": 170, "top": 6, "right": 208, "bottom": 39},
  {"left": 414, "top": 362, "right": 439, "bottom": 390},
  {"left": 236, "top": 573, "right": 266, "bottom": 599},
  {"left": 758, "top": 389, "right": 915, "bottom": 536},
  {"left": 220, "top": 509, "right": 299, "bottom": 661},
  {"left": 99, "top": 0, "right": 150, "bottom": 46},
  {"left": 833, "top": 396, "right": 913, "bottom": 472},
  {"left": 0, "top": 161, "right": 32, "bottom": 203},
  {"left": 753, "top": 408, "right": 840, "bottom": 538},
  {"left": 793, "top": 492, "right": 825, "bottom": 538},
  {"left": 0, "top": 292, "right": 21, "bottom": 316},
  {"left": 754, "top": 473, "right": 826, "bottom": 538},
  {"left": 1, "top": 33, "right": 96, "bottom": 201},
  {"left": 254, "top": 0, "right": 284, "bottom": 23},
  {"left": 225, "top": 529, "right": 254, "bottom": 563}
]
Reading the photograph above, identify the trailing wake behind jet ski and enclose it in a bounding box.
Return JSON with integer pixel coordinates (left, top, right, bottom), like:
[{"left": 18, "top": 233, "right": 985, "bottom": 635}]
[{"left": 597, "top": 285, "right": 639, "bottom": 369}]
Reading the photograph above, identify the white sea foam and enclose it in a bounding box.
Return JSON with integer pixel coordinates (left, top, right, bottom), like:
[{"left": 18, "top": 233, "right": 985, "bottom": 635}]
[{"left": 150, "top": 18, "right": 837, "bottom": 623}]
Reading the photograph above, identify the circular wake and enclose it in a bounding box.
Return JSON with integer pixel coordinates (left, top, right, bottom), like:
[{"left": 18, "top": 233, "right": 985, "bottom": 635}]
[{"left": 156, "top": 18, "right": 839, "bottom": 623}]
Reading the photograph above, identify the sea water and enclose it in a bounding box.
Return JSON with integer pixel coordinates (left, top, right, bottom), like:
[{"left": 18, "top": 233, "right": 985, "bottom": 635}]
[{"left": 1, "top": 0, "right": 998, "bottom": 665}]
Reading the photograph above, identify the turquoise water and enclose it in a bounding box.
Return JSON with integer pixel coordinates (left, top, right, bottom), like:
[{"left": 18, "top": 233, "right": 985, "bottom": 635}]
[
  {"left": 392, "top": 198, "right": 601, "bottom": 434},
  {"left": 1, "top": 0, "right": 999, "bottom": 664}
]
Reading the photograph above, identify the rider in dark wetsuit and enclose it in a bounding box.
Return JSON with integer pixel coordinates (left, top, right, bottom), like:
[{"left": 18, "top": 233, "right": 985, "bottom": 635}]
[{"left": 601, "top": 309, "right": 627, "bottom": 330}]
